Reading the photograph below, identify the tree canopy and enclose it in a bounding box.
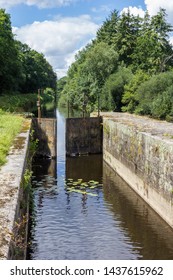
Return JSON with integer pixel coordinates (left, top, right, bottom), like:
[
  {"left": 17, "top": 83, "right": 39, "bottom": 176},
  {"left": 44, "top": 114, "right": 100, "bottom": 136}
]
[
  {"left": 58, "top": 8, "right": 173, "bottom": 120},
  {"left": 0, "top": 9, "right": 57, "bottom": 95}
]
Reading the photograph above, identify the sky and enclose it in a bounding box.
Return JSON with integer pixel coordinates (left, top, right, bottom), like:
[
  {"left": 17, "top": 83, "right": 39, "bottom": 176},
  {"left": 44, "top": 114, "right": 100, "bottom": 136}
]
[{"left": 1, "top": 0, "right": 173, "bottom": 79}]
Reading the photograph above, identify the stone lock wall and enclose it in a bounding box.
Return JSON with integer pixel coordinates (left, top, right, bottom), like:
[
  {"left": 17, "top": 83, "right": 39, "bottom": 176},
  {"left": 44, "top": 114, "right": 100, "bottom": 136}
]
[
  {"left": 103, "top": 113, "right": 173, "bottom": 228},
  {"left": 0, "top": 119, "right": 31, "bottom": 260}
]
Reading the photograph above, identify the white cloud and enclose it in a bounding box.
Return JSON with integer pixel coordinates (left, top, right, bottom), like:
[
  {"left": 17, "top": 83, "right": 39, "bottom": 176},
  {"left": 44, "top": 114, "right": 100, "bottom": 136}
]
[
  {"left": 121, "top": 6, "right": 145, "bottom": 17},
  {"left": 145, "top": 0, "right": 173, "bottom": 15},
  {"left": 145, "top": 0, "right": 173, "bottom": 26},
  {"left": 13, "top": 15, "right": 99, "bottom": 78},
  {"left": 0, "top": 0, "right": 75, "bottom": 9},
  {"left": 91, "top": 5, "right": 111, "bottom": 14},
  {"left": 170, "top": 36, "right": 173, "bottom": 46}
]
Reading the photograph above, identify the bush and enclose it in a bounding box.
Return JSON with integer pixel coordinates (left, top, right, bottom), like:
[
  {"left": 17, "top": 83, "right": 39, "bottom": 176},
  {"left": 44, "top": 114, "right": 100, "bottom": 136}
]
[
  {"left": 134, "top": 71, "right": 173, "bottom": 116},
  {"left": 101, "top": 66, "right": 132, "bottom": 111},
  {"left": 122, "top": 70, "right": 149, "bottom": 113},
  {"left": 151, "top": 86, "right": 173, "bottom": 119}
]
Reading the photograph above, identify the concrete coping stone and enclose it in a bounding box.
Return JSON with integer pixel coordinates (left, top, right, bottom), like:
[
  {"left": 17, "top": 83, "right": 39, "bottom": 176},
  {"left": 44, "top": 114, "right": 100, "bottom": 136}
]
[
  {"left": 0, "top": 119, "right": 31, "bottom": 260},
  {"left": 93, "top": 112, "right": 173, "bottom": 144}
]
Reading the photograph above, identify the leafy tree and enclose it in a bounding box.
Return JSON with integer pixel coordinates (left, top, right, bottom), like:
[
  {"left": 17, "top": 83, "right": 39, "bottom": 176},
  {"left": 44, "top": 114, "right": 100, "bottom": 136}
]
[
  {"left": 59, "top": 42, "right": 119, "bottom": 112},
  {"left": 134, "top": 71, "right": 173, "bottom": 115},
  {"left": 96, "top": 10, "right": 119, "bottom": 45},
  {"left": 131, "top": 9, "right": 173, "bottom": 73},
  {"left": 0, "top": 9, "right": 21, "bottom": 93},
  {"left": 151, "top": 86, "right": 173, "bottom": 119},
  {"left": 101, "top": 66, "right": 132, "bottom": 111},
  {"left": 116, "top": 10, "right": 142, "bottom": 66},
  {"left": 58, "top": 8, "right": 173, "bottom": 118},
  {"left": 57, "top": 76, "right": 67, "bottom": 100},
  {"left": 122, "top": 70, "right": 149, "bottom": 113},
  {"left": 16, "top": 41, "right": 57, "bottom": 93},
  {"left": 0, "top": 9, "right": 56, "bottom": 96}
]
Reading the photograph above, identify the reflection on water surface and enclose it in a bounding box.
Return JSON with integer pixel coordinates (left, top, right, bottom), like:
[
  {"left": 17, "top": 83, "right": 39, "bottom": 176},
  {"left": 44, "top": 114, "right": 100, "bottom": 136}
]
[{"left": 27, "top": 110, "right": 173, "bottom": 260}]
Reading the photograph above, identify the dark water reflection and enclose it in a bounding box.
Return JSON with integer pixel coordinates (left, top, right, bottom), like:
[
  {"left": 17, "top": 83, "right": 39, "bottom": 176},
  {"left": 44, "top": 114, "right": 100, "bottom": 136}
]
[
  {"left": 27, "top": 110, "right": 173, "bottom": 260},
  {"left": 103, "top": 163, "right": 173, "bottom": 260}
]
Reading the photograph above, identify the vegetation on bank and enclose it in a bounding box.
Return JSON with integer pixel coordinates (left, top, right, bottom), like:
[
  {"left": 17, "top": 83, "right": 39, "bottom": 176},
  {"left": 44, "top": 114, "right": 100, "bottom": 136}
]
[
  {"left": 0, "top": 110, "right": 24, "bottom": 166},
  {"left": 0, "top": 8, "right": 57, "bottom": 108},
  {"left": 0, "top": 90, "right": 55, "bottom": 167},
  {"left": 0, "top": 88, "right": 55, "bottom": 115},
  {"left": 57, "top": 8, "right": 173, "bottom": 121},
  {"left": 0, "top": 10, "right": 57, "bottom": 171},
  {"left": 0, "top": 8, "right": 56, "bottom": 167},
  {"left": 0, "top": 9, "right": 57, "bottom": 95}
]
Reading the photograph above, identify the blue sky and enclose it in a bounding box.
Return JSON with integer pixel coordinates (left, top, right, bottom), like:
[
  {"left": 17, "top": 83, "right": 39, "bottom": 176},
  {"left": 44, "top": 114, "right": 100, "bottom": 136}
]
[
  {"left": 9, "top": 1, "right": 146, "bottom": 27},
  {"left": 1, "top": 0, "right": 173, "bottom": 78}
]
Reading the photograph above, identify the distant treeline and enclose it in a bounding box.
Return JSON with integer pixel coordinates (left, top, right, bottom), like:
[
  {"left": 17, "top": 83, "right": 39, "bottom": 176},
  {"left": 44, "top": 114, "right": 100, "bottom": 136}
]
[
  {"left": 58, "top": 8, "right": 173, "bottom": 121},
  {"left": 0, "top": 9, "right": 57, "bottom": 96}
]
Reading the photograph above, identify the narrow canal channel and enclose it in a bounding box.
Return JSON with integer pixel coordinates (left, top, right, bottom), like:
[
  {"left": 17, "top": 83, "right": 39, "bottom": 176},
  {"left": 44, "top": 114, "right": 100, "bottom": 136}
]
[{"left": 27, "top": 110, "right": 173, "bottom": 260}]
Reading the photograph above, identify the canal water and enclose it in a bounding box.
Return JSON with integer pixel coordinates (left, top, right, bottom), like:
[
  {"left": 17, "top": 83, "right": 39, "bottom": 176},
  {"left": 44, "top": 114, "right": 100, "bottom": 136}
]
[{"left": 27, "top": 110, "right": 173, "bottom": 260}]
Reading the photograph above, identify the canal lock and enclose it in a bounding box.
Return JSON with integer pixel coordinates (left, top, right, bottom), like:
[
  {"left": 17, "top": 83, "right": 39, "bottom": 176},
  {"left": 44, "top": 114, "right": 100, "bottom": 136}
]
[{"left": 26, "top": 111, "right": 173, "bottom": 260}]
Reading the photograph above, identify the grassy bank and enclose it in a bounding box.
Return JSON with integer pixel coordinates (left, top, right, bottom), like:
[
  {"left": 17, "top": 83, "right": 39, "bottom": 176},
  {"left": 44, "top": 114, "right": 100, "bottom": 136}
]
[{"left": 0, "top": 110, "right": 24, "bottom": 167}]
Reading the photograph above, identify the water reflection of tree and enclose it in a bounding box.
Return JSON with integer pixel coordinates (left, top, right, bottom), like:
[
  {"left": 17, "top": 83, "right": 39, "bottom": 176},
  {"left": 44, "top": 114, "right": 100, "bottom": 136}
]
[
  {"left": 81, "top": 194, "right": 88, "bottom": 214},
  {"left": 32, "top": 158, "right": 56, "bottom": 178},
  {"left": 65, "top": 154, "right": 103, "bottom": 213},
  {"left": 66, "top": 154, "right": 102, "bottom": 182},
  {"left": 27, "top": 158, "right": 57, "bottom": 259}
]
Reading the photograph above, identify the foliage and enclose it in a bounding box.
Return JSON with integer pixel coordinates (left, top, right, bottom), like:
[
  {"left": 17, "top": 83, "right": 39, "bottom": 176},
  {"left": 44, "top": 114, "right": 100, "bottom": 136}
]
[
  {"left": 58, "top": 7, "right": 173, "bottom": 118},
  {"left": 0, "top": 9, "right": 57, "bottom": 97},
  {"left": 0, "top": 93, "right": 37, "bottom": 112},
  {"left": 116, "top": 10, "right": 142, "bottom": 66},
  {"left": 151, "top": 87, "right": 173, "bottom": 119},
  {"left": 131, "top": 9, "right": 173, "bottom": 73},
  {"left": 122, "top": 70, "right": 149, "bottom": 113},
  {"left": 96, "top": 10, "right": 119, "bottom": 45},
  {"left": 57, "top": 77, "right": 67, "bottom": 101},
  {"left": 134, "top": 71, "right": 173, "bottom": 117},
  {"left": 0, "top": 9, "right": 21, "bottom": 92},
  {"left": 1, "top": 7, "right": 172, "bottom": 120},
  {"left": 59, "top": 42, "right": 119, "bottom": 113},
  {"left": 101, "top": 67, "right": 132, "bottom": 111},
  {"left": 23, "top": 169, "right": 33, "bottom": 190},
  {"left": 0, "top": 88, "right": 55, "bottom": 116}
]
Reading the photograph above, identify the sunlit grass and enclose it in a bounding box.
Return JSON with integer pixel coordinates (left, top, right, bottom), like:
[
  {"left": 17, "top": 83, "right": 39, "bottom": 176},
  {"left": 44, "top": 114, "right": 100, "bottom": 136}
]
[{"left": 0, "top": 109, "right": 24, "bottom": 167}]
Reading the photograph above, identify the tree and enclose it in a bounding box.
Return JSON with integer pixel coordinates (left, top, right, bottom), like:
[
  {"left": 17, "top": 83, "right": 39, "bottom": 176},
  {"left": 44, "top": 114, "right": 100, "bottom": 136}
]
[
  {"left": 16, "top": 41, "right": 57, "bottom": 93},
  {"left": 96, "top": 10, "right": 119, "bottom": 46},
  {"left": 59, "top": 42, "right": 119, "bottom": 112},
  {"left": 116, "top": 10, "right": 142, "bottom": 66},
  {"left": 122, "top": 70, "right": 149, "bottom": 113},
  {"left": 0, "top": 9, "right": 21, "bottom": 93},
  {"left": 78, "top": 42, "right": 119, "bottom": 112},
  {"left": 131, "top": 9, "right": 173, "bottom": 73},
  {"left": 57, "top": 76, "right": 67, "bottom": 100},
  {"left": 101, "top": 67, "right": 132, "bottom": 111},
  {"left": 134, "top": 71, "right": 173, "bottom": 115},
  {"left": 58, "top": 8, "right": 173, "bottom": 116}
]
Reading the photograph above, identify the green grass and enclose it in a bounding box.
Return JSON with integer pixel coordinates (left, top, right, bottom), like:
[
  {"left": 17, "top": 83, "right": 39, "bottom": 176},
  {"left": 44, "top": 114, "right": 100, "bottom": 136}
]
[{"left": 0, "top": 109, "right": 24, "bottom": 167}]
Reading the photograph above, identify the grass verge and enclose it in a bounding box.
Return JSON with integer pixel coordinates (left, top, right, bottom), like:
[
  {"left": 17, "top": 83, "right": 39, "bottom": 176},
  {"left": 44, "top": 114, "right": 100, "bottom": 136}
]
[{"left": 0, "top": 109, "right": 24, "bottom": 167}]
